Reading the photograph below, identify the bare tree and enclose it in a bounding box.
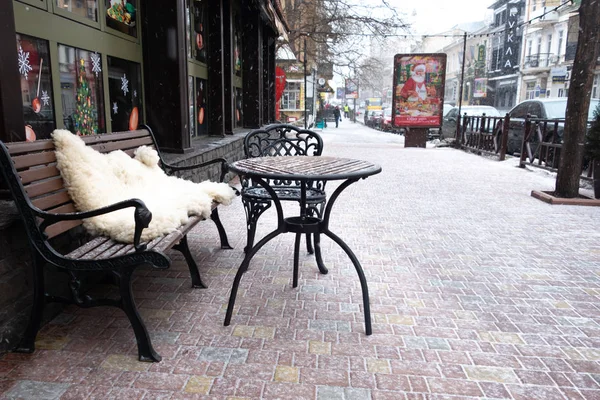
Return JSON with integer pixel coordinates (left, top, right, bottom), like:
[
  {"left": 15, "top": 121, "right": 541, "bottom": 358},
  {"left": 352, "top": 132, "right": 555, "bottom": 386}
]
[
  {"left": 280, "top": 0, "right": 409, "bottom": 70},
  {"left": 555, "top": 0, "right": 600, "bottom": 197}
]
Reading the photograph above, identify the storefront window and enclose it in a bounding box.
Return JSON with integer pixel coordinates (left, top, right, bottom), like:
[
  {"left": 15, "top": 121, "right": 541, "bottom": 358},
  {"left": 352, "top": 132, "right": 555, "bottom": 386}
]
[
  {"left": 191, "top": 0, "right": 207, "bottom": 63},
  {"left": 196, "top": 77, "right": 207, "bottom": 136},
  {"left": 281, "top": 82, "right": 301, "bottom": 110},
  {"left": 16, "top": 34, "right": 55, "bottom": 141},
  {"left": 56, "top": 0, "right": 98, "bottom": 22},
  {"left": 188, "top": 76, "right": 195, "bottom": 137},
  {"left": 105, "top": 0, "right": 137, "bottom": 37},
  {"left": 59, "top": 45, "right": 105, "bottom": 135},
  {"left": 108, "top": 56, "right": 142, "bottom": 131},
  {"left": 233, "top": 25, "right": 242, "bottom": 77},
  {"left": 234, "top": 87, "right": 242, "bottom": 128}
]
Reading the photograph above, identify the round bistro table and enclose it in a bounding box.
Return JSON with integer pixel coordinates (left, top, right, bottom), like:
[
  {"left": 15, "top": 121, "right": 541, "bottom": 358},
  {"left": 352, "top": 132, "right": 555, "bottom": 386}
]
[{"left": 225, "top": 155, "right": 381, "bottom": 335}]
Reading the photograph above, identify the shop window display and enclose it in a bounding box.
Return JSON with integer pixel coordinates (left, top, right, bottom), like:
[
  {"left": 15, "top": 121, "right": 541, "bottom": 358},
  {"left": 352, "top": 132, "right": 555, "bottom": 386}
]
[
  {"left": 59, "top": 45, "right": 105, "bottom": 135},
  {"left": 189, "top": 0, "right": 206, "bottom": 63},
  {"left": 233, "top": 28, "right": 242, "bottom": 77},
  {"left": 196, "top": 77, "right": 207, "bottom": 136},
  {"left": 234, "top": 87, "right": 242, "bottom": 128},
  {"left": 56, "top": 0, "right": 98, "bottom": 22},
  {"left": 105, "top": 0, "right": 137, "bottom": 37},
  {"left": 16, "top": 34, "right": 55, "bottom": 141},
  {"left": 108, "top": 56, "right": 142, "bottom": 131}
]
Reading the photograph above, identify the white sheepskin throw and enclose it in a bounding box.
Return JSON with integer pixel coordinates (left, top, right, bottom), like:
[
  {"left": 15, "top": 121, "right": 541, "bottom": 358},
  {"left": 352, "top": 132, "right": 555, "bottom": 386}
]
[{"left": 52, "top": 130, "right": 237, "bottom": 243}]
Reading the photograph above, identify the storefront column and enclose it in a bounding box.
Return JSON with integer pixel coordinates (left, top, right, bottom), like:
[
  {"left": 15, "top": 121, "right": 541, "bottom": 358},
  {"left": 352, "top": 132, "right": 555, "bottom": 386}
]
[
  {"left": 222, "top": 0, "right": 233, "bottom": 134},
  {"left": 0, "top": 2, "right": 24, "bottom": 143},
  {"left": 263, "top": 32, "right": 276, "bottom": 124},
  {"left": 207, "top": 0, "right": 225, "bottom": 137},
  {"left": 142, "top": 0, "right": 190, "bottom": 152},
  {"left": 241, "top": 8, "right": 263, "bottom": 129}
]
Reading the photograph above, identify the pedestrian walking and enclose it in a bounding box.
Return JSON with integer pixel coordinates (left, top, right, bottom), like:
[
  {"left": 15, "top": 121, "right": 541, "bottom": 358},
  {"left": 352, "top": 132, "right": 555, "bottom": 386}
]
[
  {"left": 333, "top": 106, "right": 341, "bottom": 128},
  {"left": 344, "top": 104, "right": 350, "bottom": 119}
]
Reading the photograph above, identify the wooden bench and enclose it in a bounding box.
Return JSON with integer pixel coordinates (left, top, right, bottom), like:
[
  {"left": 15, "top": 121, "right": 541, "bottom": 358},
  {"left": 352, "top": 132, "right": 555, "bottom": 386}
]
[{"left": 0, "top": 126, "right": 232, "bottom": 362}]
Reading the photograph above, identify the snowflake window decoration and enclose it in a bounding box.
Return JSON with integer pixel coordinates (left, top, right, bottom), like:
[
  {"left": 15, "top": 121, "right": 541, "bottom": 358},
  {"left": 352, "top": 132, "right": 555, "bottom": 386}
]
[
  {"left": 18, "top": 46, "right": 33, "bottom": 80},
  {"left": 121, "top": 74, "right": 129, "bottom": 96},
  {"left": 113, "top": 102, "right": 118, "bottom": 114},
  {"left": 41, "top": 90, "right": 50, "bottom": 107},
  {"left": 90, "top": 52, "right": 101, "bottom": 77},
  {"left": 133, "top": 89, "right": 137, "bottom": 98}
]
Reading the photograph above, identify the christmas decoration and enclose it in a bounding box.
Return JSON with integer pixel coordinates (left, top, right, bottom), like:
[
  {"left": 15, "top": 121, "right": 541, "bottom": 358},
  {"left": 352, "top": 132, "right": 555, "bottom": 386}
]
[
  {"left": 133, "top": 89, "right": 137, "bottom": 98},
  {"left": 18, "top": 46, "right": 33, "bottom": 79},
  {"left": 91, "top": 52, "right": 101, "bottom": 77},
  {"left": 41, "top": 90, "right": 50, "bottom": 106},
  {"left": 121, "top": 73, "right": 129, "bottom": 96},
  {"left": 113, "top": 102, "right": 118, "bottom": 114},
  {"left": 73, "top": 59, "right": 97, "bottom": 136}
]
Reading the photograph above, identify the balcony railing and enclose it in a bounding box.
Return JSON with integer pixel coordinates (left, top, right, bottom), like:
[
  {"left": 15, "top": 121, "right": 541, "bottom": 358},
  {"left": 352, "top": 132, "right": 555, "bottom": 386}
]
[{"left": 524, "top": 53, "right": 558, "bottom": 69}]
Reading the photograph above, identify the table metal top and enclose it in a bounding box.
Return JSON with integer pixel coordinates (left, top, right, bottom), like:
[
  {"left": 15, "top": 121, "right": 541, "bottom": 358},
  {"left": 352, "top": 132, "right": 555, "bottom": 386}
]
[{"left": 229, "top": 156, "right": 381, "bottom": 181}]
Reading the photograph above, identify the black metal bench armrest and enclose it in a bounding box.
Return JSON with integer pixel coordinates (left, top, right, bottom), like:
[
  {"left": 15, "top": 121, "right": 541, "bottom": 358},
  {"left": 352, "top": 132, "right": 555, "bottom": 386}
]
[
  {"left": 33, "top": 199, "right": 152, "bottom": 252},
  {"left": 161, "top": 158, "right": 229, "bottom": 182}
]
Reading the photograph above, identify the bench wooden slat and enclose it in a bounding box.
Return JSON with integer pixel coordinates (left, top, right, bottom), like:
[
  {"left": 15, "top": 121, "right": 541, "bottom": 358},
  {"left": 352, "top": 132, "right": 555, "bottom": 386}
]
[
  {"left": 19, "top": 165, "right": 60, "bottom": 185},
  {"left": 66, "top": 237, "right": 112, "bottom": 259},
  {"left": 81, "top": 130, "right": 151, "bottom": 145},
  {"left": 80, "top": 239, "right": 123, "bottom": 260},
  {"left": 12, "top": 151, "right": 57, "bottom": 170},
  {"left": 25, "top": 177, "right": 64, "bottom": 199},
  {"left": 5, "top": 139, "right": 55, "bottom": 155},
  {"left": 45, "top": 219, "right": 83, "bottom": 239},
  {"left": 31, "top": 191, "right": 72, "bottom": 211},
  {"left": 89, "top": 137, "right": 154, "bottom": 154}
]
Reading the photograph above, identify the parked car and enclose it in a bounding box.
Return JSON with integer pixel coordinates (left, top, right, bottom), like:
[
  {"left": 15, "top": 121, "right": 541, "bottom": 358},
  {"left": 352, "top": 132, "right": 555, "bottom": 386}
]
[
  {"left": 427, "top": 103, "right": 454, "bottom": 140},
  {"left": 366, "top": 110, "right": 383, "bottom": 128},
  {"left": 440, "top": 105, "right": 502, "bottom": 139},
  {"left": 380, "top": 109, "right": 393, "bottom": 131},
  {"left": 506, "top": 98, "right": 600, "bottom": 155}
]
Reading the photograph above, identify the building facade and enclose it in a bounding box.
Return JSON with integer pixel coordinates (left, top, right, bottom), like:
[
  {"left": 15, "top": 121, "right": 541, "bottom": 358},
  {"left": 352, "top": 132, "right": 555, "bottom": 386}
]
[{"left": 0, "top": 0, "right": 287, "bottom": 352}]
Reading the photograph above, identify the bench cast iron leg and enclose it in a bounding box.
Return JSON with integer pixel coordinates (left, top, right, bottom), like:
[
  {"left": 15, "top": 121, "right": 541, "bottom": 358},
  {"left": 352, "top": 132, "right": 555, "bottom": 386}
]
[
  {"left": 323, "top": 230, "right": 372, "bottom": 335},
  {"left": 211, "top": 208, "right": 232, "bottom": 249},
  {"left": 15, "top": 252, "right": 46, "bottom": 354},
  {"left": 116, "top": 268, "right": 161, "bottom": 362},
  {"left": 173, "top": 235, "right": 206, "bottom": 288},
  {"left": 225, "top": 229, "right": 282, "bottom": 326}
]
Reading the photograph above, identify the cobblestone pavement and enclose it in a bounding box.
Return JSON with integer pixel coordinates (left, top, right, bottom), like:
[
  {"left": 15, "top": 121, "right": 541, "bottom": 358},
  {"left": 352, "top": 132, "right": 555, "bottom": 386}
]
[{"left": 2, "top": 121, "right": 600, "bottom": 399}]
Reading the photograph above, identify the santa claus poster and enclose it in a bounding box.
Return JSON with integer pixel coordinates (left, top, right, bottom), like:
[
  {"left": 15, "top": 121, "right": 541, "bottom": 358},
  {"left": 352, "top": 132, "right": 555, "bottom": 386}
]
[{"left": 392, "top": 53, "right": 446, "bottom": 128}]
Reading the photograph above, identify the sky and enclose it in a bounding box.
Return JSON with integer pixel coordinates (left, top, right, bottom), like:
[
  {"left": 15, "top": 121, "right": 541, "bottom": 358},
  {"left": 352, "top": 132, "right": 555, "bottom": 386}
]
[{"left": 407, "top": 0, "right": 495, "bottom": 34}]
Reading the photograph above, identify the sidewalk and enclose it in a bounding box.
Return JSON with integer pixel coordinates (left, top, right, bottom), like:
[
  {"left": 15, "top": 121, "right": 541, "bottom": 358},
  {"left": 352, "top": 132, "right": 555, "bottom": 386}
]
[{"left": 1, "top": 120, "right": 600, "bottom": 399}]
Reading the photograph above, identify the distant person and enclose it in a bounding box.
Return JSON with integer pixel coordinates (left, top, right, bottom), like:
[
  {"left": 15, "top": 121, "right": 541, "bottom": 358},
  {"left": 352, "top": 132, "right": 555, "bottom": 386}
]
[
  {"left": 399, "top": 63, "right": 436, "bottom": 101},
  {"left": 344, "top": 104, "right": 350, "bottom": 118},
  {"left": 333, "top": 106, "right": 341, "bottom": 128}
]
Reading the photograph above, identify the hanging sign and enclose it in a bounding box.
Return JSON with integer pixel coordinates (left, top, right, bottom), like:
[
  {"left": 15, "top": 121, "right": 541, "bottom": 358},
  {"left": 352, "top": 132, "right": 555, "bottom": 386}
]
[{"left": 275, "top": 66, "right": 286, "bottom": 102}]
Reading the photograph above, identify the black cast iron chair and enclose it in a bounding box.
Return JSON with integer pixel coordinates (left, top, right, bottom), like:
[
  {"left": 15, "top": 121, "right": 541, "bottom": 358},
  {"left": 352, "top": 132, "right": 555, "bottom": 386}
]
[{"left": 241, "top": 124, "right": 328, "bottom": 273}]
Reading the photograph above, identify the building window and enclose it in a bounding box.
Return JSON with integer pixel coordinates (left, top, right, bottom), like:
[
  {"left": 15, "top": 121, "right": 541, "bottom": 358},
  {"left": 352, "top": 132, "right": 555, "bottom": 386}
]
[
  {"left": 593, "top": 74, "right": 599, "bottom": 99},
  {"left": 105, "top": 0, "right": 138, "bottom": 37},
  {"left": 536, "top": 37, "right": 542, "bottom": 55},
  {"left": 56, "top": 0, "right": 98, "bottom": 22},
  {"left": 281, "top": 82, "right": 301, "bottom": 110},
  {"left": 547, "top": 34, "right": 552, "bottom": 55},
  {"left": 16, "top": 34, "right": 55, "bottom": 141},
  {"left": 234, "top": 87, "right": 243, "bottom": 128},
  {"left": 527, "top": 40, "right": 532, "bottom": 57},
  {"left": 59, "top": 45, "right": 105, "bottom": 136},
  {"left": 107, "top": 56, "right": 142, "bottom": 131},
  {"left": 526, "top": 82, "right": 536, "bottom": 100},
  {"left": 188, "top": 0, "right": 207, "bottom": 63},
  {"left": 189, "top": 77, "right": 208, "bottom": 138},
  {"left": 557, "top": 30, "right": 564, "bottom": 58}
]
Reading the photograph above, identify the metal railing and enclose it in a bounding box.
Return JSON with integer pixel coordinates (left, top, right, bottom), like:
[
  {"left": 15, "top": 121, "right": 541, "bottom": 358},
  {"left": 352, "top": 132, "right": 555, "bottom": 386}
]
[{"left": 458, "top": 113, "right": 509, "bottom": 161}]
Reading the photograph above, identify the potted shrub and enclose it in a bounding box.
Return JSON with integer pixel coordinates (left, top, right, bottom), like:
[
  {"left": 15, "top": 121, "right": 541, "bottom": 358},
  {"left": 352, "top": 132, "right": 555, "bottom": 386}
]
[{"left": 584, "top": 103, "right": 600, "bottom": 198}]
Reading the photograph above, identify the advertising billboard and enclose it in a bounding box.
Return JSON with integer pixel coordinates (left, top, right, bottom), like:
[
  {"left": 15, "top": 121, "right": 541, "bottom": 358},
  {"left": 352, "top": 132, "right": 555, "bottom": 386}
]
[
  {"left": 345, "top": 78, "right": 358, "bottom": 99},
  {"left": 392, "top": 53, "right": 447, "bottom": 128}
]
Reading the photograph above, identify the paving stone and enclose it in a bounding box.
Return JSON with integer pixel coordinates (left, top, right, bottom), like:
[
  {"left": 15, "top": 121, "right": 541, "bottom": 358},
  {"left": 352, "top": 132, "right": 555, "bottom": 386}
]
[
  {"left": 3, "top": 380, "right": 69, "bottom": 400},
  {"left": 2, "top": 125, "right": 600, "bottom": 399}
]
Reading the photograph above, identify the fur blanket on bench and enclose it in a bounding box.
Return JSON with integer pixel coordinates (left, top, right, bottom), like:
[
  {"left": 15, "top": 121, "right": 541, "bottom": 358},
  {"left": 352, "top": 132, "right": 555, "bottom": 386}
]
[{"left": 52, "top": 130, "right": 237, "bottom": 243}]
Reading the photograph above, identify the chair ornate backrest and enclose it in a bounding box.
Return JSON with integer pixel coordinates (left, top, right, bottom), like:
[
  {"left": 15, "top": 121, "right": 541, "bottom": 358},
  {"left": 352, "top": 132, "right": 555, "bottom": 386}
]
[{"left": 244, "top": 124, "right": 323, "bottom": 159}]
